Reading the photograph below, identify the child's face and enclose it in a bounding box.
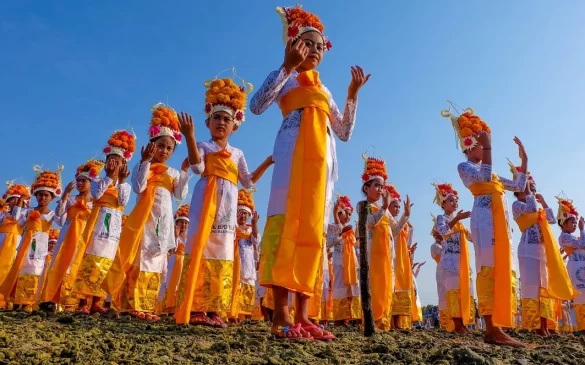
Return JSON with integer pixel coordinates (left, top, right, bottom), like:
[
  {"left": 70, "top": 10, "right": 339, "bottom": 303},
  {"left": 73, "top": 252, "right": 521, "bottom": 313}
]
[
  {"left": 206, "top": 111, "right": 238, "bottom": 140},
  {"left": 48, "top": 241, "right": 56, "bottom": 253},
  {"left": 152, "top": 136, "right": 175, "bottom": 164},
  {"left": 441, "top": 195, "right": 458, "bottom": 215},
  {"left": 237, "top": 210, "right": 250, "bottom": 226},
  {"left": 297, "top": 31, "right": 325, "bottom": 71},
  {"left": 175, "top": 219, "right": 188, "bottom": 234},
  {"left": 76, "top": 177, "right": 90, "bottom": 194},
  {"left": 338, "top": 209, "right": 351, "bottom": 225},
  {"left": 364, "top": 178, "right": 383, "bottom": 203},
  {"left": 7, "top": 197, "right": 17, "bottom": 210},
  {"left": 562, "top": 217, "right": 577, "bottom": 234},
  {"left": 389, "top": 200, "right": 401, "bottom": 217},
  {"left": 35, "top": 191, "right": 53, "bottom": 207}
]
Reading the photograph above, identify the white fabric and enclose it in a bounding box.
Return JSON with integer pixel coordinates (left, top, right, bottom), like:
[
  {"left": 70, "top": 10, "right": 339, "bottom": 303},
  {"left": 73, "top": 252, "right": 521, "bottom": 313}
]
[
  {"left": 512, "top": 195, "right": 555, "bottom": 260},
  {"left": 238, "top": 225, "right": 260, "bottom": 286},
  {"left": 559, "top": 231, "right": 585, "bottom": 304},
  {"left": 518, "top": 256, "right": 547, "bottom": 300},
  {"left": 13, "top": 208, "right": 55, "bottom": 275},
  {"left": 326, "top": 223, "right": 359, "bottom": 299},
  {"left": 431, "top": 242, "right": 447, "bottom": 310}
]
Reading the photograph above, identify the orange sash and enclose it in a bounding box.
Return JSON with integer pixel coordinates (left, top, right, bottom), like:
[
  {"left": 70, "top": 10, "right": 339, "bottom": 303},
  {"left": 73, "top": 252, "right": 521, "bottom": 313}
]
[
  {"left": 103, "top": 163, "right": 173, "bottom": 296},
  {"left": 395, "top": 226, "right": 413, "bottom": 292},
  {"left": 42, "top": 200, "right": 91, "bottom": 302},
  {"left": 68, "top": 184, "right": 124, "bottom": 282},
  {"left": 469, "top": 174, "right": 513, "bottom": 327},
  {"left": 0, "top": 211, "right": 51, "bottom": 298},
  {"left": 175, "top": 150, "right": 238, "bottom": 325},
  {"left": 271, "top": 70, "right": 331, "bottom": 294},
  {"left": 341, "top": 228, "right": 358, "bottom": 286},
  {"left": 369, "top": 206, "right": 392, "bottom": 320},
  {"left": 164, "top": 241, "right": 185, "bottom": 311},
  {"left": 516, "top": 209, "right": 576, "bottom": 300},
  {"left": 230, "top": 227, "right": 252, "bottom": 317},
  {"left": 0, "top": 216, "right": 24, "bottom": 282},
  {"left": 452, "top": 221, "right": 472, "bottom": 325}
]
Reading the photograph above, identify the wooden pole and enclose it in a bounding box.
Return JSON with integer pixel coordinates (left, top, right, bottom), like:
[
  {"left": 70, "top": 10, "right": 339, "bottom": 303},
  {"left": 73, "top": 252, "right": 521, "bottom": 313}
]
[{"left": 358, "top": 201, "right": 375, "bottom": 336}]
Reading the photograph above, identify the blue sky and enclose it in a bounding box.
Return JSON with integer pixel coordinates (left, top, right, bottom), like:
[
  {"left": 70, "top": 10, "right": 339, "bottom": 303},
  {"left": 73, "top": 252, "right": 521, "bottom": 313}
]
[{"left": 2, "top": 1, "right": 584, "bottom": 305}]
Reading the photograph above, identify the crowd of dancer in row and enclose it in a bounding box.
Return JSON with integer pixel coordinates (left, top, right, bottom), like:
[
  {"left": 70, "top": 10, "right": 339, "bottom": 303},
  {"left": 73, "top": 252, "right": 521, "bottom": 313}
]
[{"left": 0, "top": 4, "right": 582, "bottom": 347}]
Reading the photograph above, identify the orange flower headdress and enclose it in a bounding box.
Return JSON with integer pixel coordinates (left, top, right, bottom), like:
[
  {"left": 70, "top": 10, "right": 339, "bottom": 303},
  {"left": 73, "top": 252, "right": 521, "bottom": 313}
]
[
  {"left": 48, "top": 229, "right": 60, "bottom": 242},
  {"left": 0, "top": 199, "right": 6, "bottom": 212},
  {"left": 149, "top": 102, "right": 182, "bottom": 144},
  {"left": 204, "top": 68, "right": 253, "bottom": 126},
  {"left": 76, "top": 159, "right": 106, "bottom": 180},
  {"left": 103, "top": 130, "right": 137, "bottom": 162},
  {"left": 507, "top": 159, "right": 533, "bottom": 182},
  {"left": 385, "top": 184, "right": 401, "bottom": 203},
  {"left": 361, "top": 152, "right": 388, "bottom": 184},
  {"left": 174, "top": 204, "right": 190, "bottom": 223},
  {"left": 276, "top": 4, "right": 331, "bottom": 51},
  {"left": 30, "top": 165, "right": 64, "bottom": 197},
  {"left": 441, "top": 104, "right": 491, "bottom": 151},
  {"left": 3, "top": 181, "right": 30, "bottom": 200},
  {"left": 237, "top": 188, "right": 256, "bottom": 215},
  {"left": 556, "top": 196, "right": 579, "bottom": 225},
  {"left": 335, "top": 194, "right": 354, "bottom": 215},
  {"left": 432, "top": 183, "right": 458, "bottom": 207}
]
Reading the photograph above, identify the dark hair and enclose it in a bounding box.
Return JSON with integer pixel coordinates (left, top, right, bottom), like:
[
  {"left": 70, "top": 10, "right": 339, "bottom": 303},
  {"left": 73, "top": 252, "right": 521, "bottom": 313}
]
[
  {"left": 150, "top": 135, "right": 177, "bottom": 151},
  {"left": 514, "top": 192, "right": 521, "bottom": 198},
  {"left": 558, "top": 219, "right": 564, "bottom": 228},
  {"left": 362, "top": 181, "right": 373, "bottom": 196}
]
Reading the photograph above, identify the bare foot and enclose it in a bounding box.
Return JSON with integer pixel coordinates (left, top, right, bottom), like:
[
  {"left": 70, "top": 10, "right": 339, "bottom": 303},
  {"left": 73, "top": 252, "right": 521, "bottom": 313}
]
[
  {"left": 484, "top": 328, "right": 525, "bottom": 347},
  {"left": 535, "top": 328, "right": 549, "bottom": 337},
  {"left": 272, "top": 310, "right": 303, "bottom": 339}
]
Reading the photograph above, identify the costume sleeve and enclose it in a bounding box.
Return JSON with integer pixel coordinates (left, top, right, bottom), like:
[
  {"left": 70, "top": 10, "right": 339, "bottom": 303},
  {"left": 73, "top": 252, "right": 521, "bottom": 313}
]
[
  {"left": 132, "top": 162, "right": 149, "bottom": 194},
  {"left": 190, "top": 143, "right": 206, "bottom": 175},
  {"left": 237, "top": 151, "right": 254, "bottom": 189},
  {"left": 367, "top": 209, "right": 386, "bottom": 227},
  {"left": 117, "top": 183, "right": 131, "bottom": 207},
  {"left": 326, "top": 88, "right": 357, "bottom": 142},
  {"left": 12, "top": 206, "right": 24, "bottom": 223},
  {"left": 499, "top": 173, "right": 527, "bottom": 193},
  {"left": 173, "top": 170, "right": 191, "bottom": 201},
  {"left": 391, "top": 214, "right": 409, "bottom": 236},
  {"left": 512, "top": 195, "right": 537, "bottom": 220},
  {"left": 91, "top": 177, "right": 112, "bottom": 200},
  {"left": 457, "top": 162, "right": 492, "bottom": 187},
  {"left": 559, "top": 232, "right": 585, "bottom": 250},
  {"left": 249, "top": 68, "right": 292, "bottom": 115},
  {"left": 436, "top": 214, "right": 453, "bottom": 238},
  {"left": 55, "top": 196, "right": 74, "bottom": 221},
  {"left": 326, "top": 224, "right": 343, "bottom": 248},
  {"left": 545, "top": 207, "right": 556, "bottom": 224}
]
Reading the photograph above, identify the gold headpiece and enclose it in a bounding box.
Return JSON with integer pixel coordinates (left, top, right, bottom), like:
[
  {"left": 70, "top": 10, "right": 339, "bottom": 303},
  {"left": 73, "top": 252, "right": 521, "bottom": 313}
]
[
  {"left": 204, "top": 67, "right": 253, "bottom": 126},
  {"left": 237, "top": 188, "right": 256, "bottom": 214},
  {"left": 149, "top": 102, "right": 182, "bottom": 144},
  {"left": 432, "top": 183, "right": 458, "bottom": 207},
  {"left": 556, "top": 196, "right": 579, "bottom": 225},
  {"left": 276, "top": 4, "right": 331, "bottom": 51},
  {"left": 441, "top": 103, "right": 491, "bottom": 151},
  {"left": 31, "top": 165, "right": 64, "bottom": 197}
]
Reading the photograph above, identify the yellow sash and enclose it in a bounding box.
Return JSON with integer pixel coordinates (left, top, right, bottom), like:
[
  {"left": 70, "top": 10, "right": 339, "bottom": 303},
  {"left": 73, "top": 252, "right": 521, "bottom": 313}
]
[
  {"left": 271, "top": 70, "right": 331, "bottom": 294},
  {"left": 369, "top": 206, "right": 392, "bottom": 320},
  {"left": 68, "top": 185, "right": 124, "bottom": 283},
  {"left": 175, "top": 150, "right": 238, "bottom": 324},
  {"left": 0, "top": 216, "right": 24, "bottom": 281},
  {"left": 230, "top": 227, "right": 251, "bottom": 317},
  {"left": 103, "top": 163, "right": 173, "bottom": 296},
  {"left": 341, "top": 228, "right": 358, "bottom": 286},
  {"left": 432, "top": 255, "right": 441, "bottom": 264},
  {"left": 453, "top": 221, "right": 472, "bottom": 324},
  {"left": 164, "top": 241, "right": 185, "bottom": 311},
  {"left": 0, "top": 212, "right": 51, "bottom": 298},
  {"left": 516, "top": 209, "right": 576, "bottom": 300},
  {"left": 469, "top": 174, "right": 513, "bottom": 327},
  {"left": 395, "top": 226, "right": 413, "bottom": 292}
]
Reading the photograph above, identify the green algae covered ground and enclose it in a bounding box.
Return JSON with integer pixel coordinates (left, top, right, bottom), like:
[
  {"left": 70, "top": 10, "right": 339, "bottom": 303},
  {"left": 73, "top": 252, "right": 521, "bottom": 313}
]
[{"left": 0, "top": 311, "right": 583, "bottom": 365}]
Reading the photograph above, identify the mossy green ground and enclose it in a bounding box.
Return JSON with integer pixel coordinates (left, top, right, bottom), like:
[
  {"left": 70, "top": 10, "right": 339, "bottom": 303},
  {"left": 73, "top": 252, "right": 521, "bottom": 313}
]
[{"left": 0, "top": 311, "right": 583, "bottom": 364}]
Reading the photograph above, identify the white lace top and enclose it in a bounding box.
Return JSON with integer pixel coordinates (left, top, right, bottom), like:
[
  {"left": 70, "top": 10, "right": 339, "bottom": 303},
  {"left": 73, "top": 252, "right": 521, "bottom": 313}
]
[
  {"left": 559, "top": 231, "right": 585, "bottom": 262},
  {"left": 436, "top": 214, "right": 472, "bottom": 272},
  {"left": 512, "top": 195, "right": 555, "bottom": 260}
]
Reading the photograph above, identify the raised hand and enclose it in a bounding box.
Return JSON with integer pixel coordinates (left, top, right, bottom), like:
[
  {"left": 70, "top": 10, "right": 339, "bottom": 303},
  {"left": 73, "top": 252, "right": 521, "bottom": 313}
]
[
  {"left": 348, "top": 66, "right": 371, "bottom": 99},
  {"left": 181, "top": 157, "right": 190, "bottom": 172},
  {"left": 104, "top": 159, "right": 118, "bottom": 179},
  {"left": 404, "top": 195, "right": 413, "bottom": 217},
  {"left": 381, "top": 189, "right": 391, "bottom": 210},
  {"left": 118, "top": 163, "right": 130, "bottom": 184},
  {"left": 251, "top": 211, "right": 260, "bottom": 224},
  {"left": 514, "top": 136, "right": 527, "bottom": 163},
  {"left": 579, "top": 217, "right": 584, "bottom": 231},
  {"left": 141, "top": 142, "right": 157, "bottom": 163},
  {"left": 64, "top": 181, "right": 76, "bottom": 196},
  {"left": 455, "top": 210, "right": 471, "bottom": 221},
  {"left": 342, "top": 225, "right": 353, "bottom": 234},
  {"left": 178, "top": 112, "right": 195, "bottom": 138},
  {"left": 283, "top": 39, "right": 309, "bottom": 74},
  {"left": 477, "top": 130, "right": 492, "bottom": 150}
]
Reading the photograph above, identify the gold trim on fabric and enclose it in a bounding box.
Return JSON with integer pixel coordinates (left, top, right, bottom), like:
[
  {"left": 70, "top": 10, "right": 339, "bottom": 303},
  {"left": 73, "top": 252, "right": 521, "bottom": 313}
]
[
  {"left": 237, "top": 283, "right": 256, "bottom": 315},
  {"left": 14, "top": 274, "right": 40, "bottom": 305},
  {"left": 396, "top": 314, "right": 412, "bottom": 329},
  {"left": 59, "top": 274, "right": 82, "bottom": 307},
  {"left": 190, "top": 258, "right": 233, "bottom": 317},
  {"left": 446, "top": 290, "right": 475, "bottom": 323},
  {"left": 391, "top": 291, "right": 412, "bottom": 316},
  {"left": 332, "top": 297, "right": 362, "bottom": 321},
  {"left": 72, "top": 254, "right": 113, "bottom": 298},
  {"left": 574, "top": 304, "right": 585, "bottom": 331},
  {"left": 521, "top": 298, "right": 540, "bottom": 330},
  {"left": 116, "top": 265, "right": 162, "bottom": 313},
  {"left": 262, "top": 287, "right": 274, "bottom": 310}
]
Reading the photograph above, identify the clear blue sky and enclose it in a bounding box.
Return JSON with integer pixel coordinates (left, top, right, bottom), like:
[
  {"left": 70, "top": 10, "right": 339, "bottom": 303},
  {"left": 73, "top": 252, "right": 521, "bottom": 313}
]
[{"left": 2, "top": 1, "right": 584, "bottom": 305}]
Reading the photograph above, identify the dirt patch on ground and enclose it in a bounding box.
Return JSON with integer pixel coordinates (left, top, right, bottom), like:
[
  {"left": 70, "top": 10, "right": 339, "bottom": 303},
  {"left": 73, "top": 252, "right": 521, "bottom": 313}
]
[{"left": 0, "top": 311, "right": 583, "bottom": 364}]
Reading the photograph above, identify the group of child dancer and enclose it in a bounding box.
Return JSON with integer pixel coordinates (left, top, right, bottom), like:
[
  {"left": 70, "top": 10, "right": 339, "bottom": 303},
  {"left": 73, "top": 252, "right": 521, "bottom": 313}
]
[{"left": 0, "top": 4, "right": 582, "bottom": 347}]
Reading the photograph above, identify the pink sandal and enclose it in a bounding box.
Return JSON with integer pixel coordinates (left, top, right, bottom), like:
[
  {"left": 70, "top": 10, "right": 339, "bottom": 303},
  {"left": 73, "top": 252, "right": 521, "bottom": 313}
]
[
  {"left": 189, "top": 313, "right": 215, "bottom": 327},
  {"left": 271, "top": 323, "right": 313, "bottom": 341},
  {"left": 130, "top": 311, "right": 146, "bottom": 320},
  {"left": 302, "top": 324, "right": 336, "bottom": 341},
  {"left": 145, "top": 313, "right": 160, "bottom": 322},
  {"left": 209, "top": 314, "right": 228, "bottom": 329}
]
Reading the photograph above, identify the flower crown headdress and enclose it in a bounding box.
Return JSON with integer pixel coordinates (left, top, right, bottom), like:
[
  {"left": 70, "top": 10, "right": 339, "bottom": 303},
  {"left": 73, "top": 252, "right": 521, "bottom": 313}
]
[
  {"left": 149, "top": 102, "right": 182, "bottom": 144},
  {"left": 441, "top": 102, "right": 491, "bottom": 151},
  {"left": 174, "top": 204, "right": 190, "bottom": 223},
  {"left": 507, "top": 159, "right": 533, "bottom": 182},
  {"left": 335, "top": 193, "right": 354, "bottom": 215},
  {"left": 432, "top": 183, "right": 458, "bottom": 207},
  {"left": 3, "top": 181, "right": 30, "bottom": 200},
  {"left": 103, "top": 130, "right": 137, "bottom": 161},
  {"left": 556, "top": 195, "right": 579, "bottom": 225},
  {"left": 276, "top": 4, "right": 331, "bottom": 51},
  {"left": 237, "top": 188, "right": 256, "bottom": 214},
  {"left": 385, "top": 184, "right": 401, "bottom": 203},
  {"left": 361, "top": 151, "right": 388, "bottom": 184},
  {"left": 48, "top": 229, "right": 60, "bottom": 242},
  {"left": 204, "top": 67, "right": 253, "bottom": 126},
  {"left": 76, "top": 158, "right": 106, "bottom": 180},
  {"left": 31, "top": 165, "right": 64, "bottom": 197}
]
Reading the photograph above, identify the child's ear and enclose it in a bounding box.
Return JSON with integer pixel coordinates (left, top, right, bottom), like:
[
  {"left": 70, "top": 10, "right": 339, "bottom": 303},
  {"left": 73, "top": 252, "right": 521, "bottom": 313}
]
[
  {"left": 205, "top": 118, "right": 210, "bottom": 129},
  {"left": 232, "top": 124, "right": 239, "bottom": 132}
]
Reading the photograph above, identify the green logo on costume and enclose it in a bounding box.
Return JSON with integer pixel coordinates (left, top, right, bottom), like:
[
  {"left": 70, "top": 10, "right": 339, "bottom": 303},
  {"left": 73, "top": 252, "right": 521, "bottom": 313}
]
[
  {"left": 31, "top": 239, "right": 36, "bottom": 252},
  {"left": 104, "top": 213, "right": 111, "bottom": 233}
]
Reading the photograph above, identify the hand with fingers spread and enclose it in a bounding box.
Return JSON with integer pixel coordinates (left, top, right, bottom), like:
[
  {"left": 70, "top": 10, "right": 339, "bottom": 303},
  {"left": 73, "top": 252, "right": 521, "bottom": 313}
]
[
  {"left": 178, "top": 112, "right": 195, "bottom": 139},
  {"left": 283, "top": 39, "right": 309, "bottom": 75},
  {"left": 514, "top": 136, "right": 528, "bottom": 163},
  {"left": 252, "top": 211, "right": 260, "bottom": 224},
  {"left": 118, "top": 163, "right": 130, "bottom": 184},
  {"left": 455, "top": 210, "right": 471, "bottom": 221},
  {"left": 381, "top": 189, "right": 391, "bottom": 211},
  {"left": 404, "top": 195, "right": 413, "bottom": 217},
  {"left": 63, "top": 181, "right": 76, "bottom": 197},
  {"left": 477, "top": 131, "right": 492, "bottom": 150},
  {"left": 348, "top": 65, "right": 371, "bottom": 99},
  {"left": 141, "top": 142, "right": 157, "bottom": 163},
  {"left": 104, "top": 159, "right": 119, "bottom": 180}
]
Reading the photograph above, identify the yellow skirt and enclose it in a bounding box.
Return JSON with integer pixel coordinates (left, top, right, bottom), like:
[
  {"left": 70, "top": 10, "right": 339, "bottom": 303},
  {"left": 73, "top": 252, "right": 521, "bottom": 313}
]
[
  {"left": 72, "top": 254, "right": 114, "bottom": 299},
  {"left": 113, "top": 265, "right": 162, "bottom": 313}
]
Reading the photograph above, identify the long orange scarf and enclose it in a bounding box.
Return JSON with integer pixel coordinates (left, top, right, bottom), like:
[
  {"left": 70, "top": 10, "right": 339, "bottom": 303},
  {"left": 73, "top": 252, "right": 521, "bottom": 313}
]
[
  {"left": 341, "top": 228, "right": 358, "bottom": 286},
  {"left": 516, "top": 209, "right": 576, "bottom": 300},
  {"left": 0, "top": 211, "right": 50, "bottom": 298},
  {"left": 103, "top": 163, "right": 173, "bottom": 296},
  {"left": 231, "top": 226, "right": 251, "bottom": 317},
  {"left": 0, "top": 216, "right": 24, "bottom": 282},
  {"left": 469, "top": 174, "right": 513, "bottom": 327},
  {"left": 271, "top": 70, "right": 331, "bottom": 294},
  {"left": 452, "top": 221, "right": 472, "bottom": 324},
  {"left": 369, "top": 206, "right": 392, "bottom": 320},
  {"left": 394, "top": 226, "right": 413, "bottom": 292},
  {"left": 67, "top": 184, "right": 124, "bottom": 282},
  {"left": 41, "top": 199, "right": 91, "bottom": 302},
  {"left": 164, "top": 240, "right": 185, "bottom": 311},
  {"left": 175, "top": 150, "right": 238, "bottom": 325}
]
